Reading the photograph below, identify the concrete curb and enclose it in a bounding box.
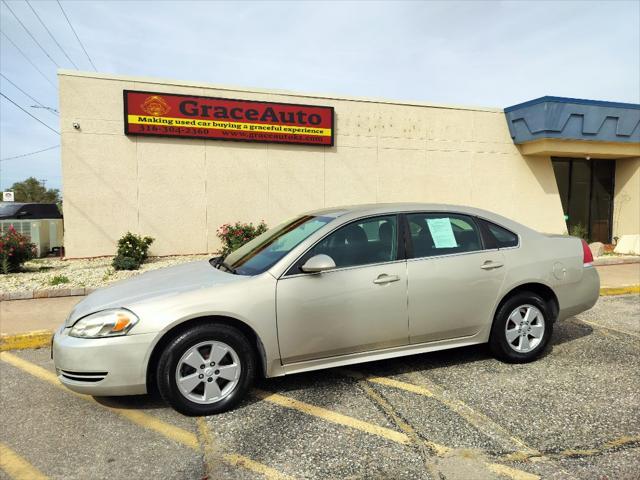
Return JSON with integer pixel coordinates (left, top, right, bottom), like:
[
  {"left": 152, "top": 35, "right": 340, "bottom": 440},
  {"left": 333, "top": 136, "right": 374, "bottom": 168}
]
[
  {"left": 0, "top": 330, "right": 53, "bottom": 352},
  {"left": 593, "top": 256, "right": 640, "bottom": 266},
  {"left": 1, "top": 288, "right": 97, "bottom": 302},
  {"left": 0, "top": 286, "right": 637, "bottom": 352},
  {"left": 599, "top": 285, "right": 640, "bottom": 296}
]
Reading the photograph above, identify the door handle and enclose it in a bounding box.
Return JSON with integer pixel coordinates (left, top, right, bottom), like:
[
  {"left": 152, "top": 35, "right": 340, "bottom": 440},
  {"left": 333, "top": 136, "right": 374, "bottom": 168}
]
[
  {"left": 481, "top": 261, "right": 504, "bottom": 270},
  {"left": 373, "top": 274, "right": 400, "bottom": 285}
]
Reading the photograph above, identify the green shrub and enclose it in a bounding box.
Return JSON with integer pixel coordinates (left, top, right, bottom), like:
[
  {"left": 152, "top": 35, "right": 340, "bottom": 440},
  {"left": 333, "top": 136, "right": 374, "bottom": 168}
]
[
  {"left": 0, "top": 225, "right": 37, "bottom": 274},
  {"left": 112, "top": 232, "right": 154, "bottom": 270},
  {"left": 216, "top": 221, "right": 268, "bottom": 257},
  {"left": 49, "top": 274, "right": 70, "bottom": 286},
  {"left": 569, "top": 223, "right": 588, "bottom": 241},
  {"left": 112, "top": 255, "right": 140, "bottom": 271}
]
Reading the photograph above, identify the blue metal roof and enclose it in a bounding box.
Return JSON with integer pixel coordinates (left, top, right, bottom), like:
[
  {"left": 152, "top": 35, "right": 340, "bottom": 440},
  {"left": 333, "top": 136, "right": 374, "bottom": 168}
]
[{"left": 504, "top": 96, "right": 640, "bottom": 144}]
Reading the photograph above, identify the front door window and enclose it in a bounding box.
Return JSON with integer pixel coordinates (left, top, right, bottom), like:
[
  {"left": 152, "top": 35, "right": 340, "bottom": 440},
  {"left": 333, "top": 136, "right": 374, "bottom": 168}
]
[{"left": 305, "top": 215, "right": 398, "bottom": 268}]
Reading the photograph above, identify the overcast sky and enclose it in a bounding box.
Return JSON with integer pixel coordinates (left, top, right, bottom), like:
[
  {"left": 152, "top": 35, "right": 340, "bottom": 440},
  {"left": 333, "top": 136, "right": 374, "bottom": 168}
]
[{"left": 1, "top": 0, "right": 639, "bottom": 192}]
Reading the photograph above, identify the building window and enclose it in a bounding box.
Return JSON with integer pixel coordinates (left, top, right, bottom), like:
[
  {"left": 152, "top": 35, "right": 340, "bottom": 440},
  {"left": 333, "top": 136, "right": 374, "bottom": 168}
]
[{"left": 551, "top": 158, "right": 616, "bottom": 243}]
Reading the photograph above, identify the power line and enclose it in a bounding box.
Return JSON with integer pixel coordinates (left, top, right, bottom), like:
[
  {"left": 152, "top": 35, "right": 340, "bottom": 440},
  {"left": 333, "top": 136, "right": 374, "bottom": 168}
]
[
  {"left": 0, "top": 91, "right": 60, "bottom": 135},
  {"left": 0, "top": 30, "right": 57, "bottom": 89},
  {"left": 0, "top": 144, "right": 59, "bottom": 162},
  {"left": 56, "top": 0, "right": 96, "bottom": 71},
  {"left": 26, "top": 0, "right": 79, "bottom": 69},
  {"left": 30, "top": 105, "right": 59, "bottom": 114},
  {"left": 0, "top": 72, "right": 58, "bottom": 115},
  {"left": 1, "top": 0, "right": 61, "bottom": 68}
]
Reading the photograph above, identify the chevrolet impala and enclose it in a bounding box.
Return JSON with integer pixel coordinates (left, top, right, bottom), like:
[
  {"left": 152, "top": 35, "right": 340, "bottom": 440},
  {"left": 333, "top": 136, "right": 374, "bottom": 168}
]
[{"left": 53, "top": 204, "right": 599, "bottom": 415}]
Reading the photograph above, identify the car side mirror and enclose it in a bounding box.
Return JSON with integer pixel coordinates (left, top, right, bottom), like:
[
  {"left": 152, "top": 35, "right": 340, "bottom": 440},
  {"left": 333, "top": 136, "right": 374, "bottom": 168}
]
[{"left": 300, "top": 254, "right": 336, "bottom": 273}]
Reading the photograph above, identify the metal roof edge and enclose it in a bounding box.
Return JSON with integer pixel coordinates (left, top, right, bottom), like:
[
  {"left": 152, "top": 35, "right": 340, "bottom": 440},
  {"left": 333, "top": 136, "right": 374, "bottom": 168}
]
[{"left": 505, "top": 96, "right": 640, "bottom": 113}]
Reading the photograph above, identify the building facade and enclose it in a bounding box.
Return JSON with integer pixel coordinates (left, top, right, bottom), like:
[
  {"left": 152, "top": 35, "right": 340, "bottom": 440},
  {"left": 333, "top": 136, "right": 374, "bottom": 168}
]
[{"left": 58, "top": 71, "right": 640, "bottom": 258}]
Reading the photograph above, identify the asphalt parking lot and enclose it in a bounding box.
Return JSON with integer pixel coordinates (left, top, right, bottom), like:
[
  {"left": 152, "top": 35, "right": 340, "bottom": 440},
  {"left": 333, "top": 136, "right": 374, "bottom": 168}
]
[{"left": 1, "top": 294, "right": 638, "bottom": 480}]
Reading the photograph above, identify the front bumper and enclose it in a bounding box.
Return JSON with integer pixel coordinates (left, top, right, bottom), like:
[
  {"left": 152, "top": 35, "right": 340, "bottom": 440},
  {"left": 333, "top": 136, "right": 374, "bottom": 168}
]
[{"left": 52, "top": 326, "right": 157, "bottom": 396}]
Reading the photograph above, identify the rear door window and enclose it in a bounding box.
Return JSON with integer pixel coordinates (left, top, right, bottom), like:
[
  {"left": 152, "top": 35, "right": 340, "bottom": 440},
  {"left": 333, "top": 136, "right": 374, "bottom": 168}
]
[
  {"left": 407, "top": 213, "right": 482, "bottom": 258},
  {"left": 479, "top": 219, "right": 519, "bottom": 248}
]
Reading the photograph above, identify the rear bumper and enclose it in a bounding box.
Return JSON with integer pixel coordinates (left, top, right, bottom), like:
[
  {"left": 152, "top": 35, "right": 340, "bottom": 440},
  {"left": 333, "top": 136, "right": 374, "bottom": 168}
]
[
  {"left": 52, "top": 326, "right": 156, "bottom": 396},
  {"left": 557, "top": 266, "right": 600, "bottom": 321}
]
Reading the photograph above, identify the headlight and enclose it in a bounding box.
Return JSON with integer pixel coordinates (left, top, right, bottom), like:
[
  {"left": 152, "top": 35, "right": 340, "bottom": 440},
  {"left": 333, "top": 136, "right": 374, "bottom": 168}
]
[{"left": 69, "top": 309, "right": 139, "bottom": 338}]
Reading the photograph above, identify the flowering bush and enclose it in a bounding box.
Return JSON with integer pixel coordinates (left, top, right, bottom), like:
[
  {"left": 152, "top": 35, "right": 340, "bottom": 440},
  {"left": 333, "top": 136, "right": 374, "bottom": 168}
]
[
  {"left": 112, "top": 232, "right": 154, "bottom": 271},
  {"left": 216, "top": 221, "right": 268, "bottom": 257},
  {"left": 0, "top": 225, "right": 37, "bottom": 274}
]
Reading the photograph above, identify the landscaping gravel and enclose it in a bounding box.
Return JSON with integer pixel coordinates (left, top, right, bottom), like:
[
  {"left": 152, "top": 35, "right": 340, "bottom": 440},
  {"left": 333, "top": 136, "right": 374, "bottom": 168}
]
[{"left": 0, "top": 255, "right": 212, "bottom": 293}]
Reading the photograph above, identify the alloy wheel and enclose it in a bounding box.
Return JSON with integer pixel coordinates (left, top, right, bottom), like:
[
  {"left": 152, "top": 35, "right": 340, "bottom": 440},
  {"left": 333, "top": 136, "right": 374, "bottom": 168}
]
[
  {"left": 504, "top": 304, "right": 545, "bottom": 353},
  {"left": 175, "top": 340, "right": 241, "bottom": 404}
]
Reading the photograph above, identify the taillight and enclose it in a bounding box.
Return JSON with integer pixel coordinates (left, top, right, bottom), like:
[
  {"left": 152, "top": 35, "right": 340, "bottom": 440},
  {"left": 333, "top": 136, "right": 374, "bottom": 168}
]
[{"left": 581, "top": 239, "right": 593, "bottom": 266}]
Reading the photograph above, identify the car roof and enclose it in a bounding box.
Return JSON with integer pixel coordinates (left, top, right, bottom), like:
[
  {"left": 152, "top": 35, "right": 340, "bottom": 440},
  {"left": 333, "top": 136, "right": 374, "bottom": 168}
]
[
  {"left": 307, "top": 202, "right": 488, "bottom": 217},
  {"left": 303, "top": 203, "right": 536, "bottom": 235}
]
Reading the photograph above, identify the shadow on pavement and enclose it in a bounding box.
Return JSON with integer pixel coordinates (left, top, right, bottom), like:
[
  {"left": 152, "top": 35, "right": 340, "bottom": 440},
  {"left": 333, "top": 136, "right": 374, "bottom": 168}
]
[
  {"left": 94, "top": 393, "right": 167, "bottom": 410},
  {"left": 92, "top": 317, "right": 594, "bottom": 412}
]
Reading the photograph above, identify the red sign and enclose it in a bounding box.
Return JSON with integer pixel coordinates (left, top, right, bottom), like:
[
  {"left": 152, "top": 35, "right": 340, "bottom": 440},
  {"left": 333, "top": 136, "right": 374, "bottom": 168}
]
[{"left": 123, "top": 90, "right": 334, "bottom": 146}]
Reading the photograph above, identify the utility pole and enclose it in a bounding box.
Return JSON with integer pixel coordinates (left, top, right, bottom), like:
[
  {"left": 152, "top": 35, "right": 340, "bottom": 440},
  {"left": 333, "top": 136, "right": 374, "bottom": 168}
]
[{"left": 40, "top": 178, "right": 47, "bottom": 189}]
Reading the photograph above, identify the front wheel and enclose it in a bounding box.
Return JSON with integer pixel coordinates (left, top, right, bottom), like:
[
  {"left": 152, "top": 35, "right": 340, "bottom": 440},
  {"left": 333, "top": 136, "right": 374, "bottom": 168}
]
[
  {"left": 489, "top": 292, "right": 553, "bottom": 363},
  {"left": 156, "top": 324, "right": 256, "bottom": 416}
]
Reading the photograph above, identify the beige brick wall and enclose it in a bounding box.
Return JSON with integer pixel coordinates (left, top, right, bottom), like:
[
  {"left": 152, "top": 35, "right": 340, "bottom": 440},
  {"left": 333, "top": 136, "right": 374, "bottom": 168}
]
[
  {"left": 60, "top": 71, "right": 570, "bottom": 257},
  {"left": 613, "top": 157, "right": 640, "bottom": 239}
]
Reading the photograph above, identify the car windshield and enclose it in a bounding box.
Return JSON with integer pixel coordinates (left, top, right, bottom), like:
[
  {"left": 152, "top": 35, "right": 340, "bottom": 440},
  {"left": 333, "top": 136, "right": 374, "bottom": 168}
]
[
  {"left": 217, "top": 215, "right": 333, "bottom": 275},
  {"left": 0, "top": 203, "right": 21, "bottom": 216}
]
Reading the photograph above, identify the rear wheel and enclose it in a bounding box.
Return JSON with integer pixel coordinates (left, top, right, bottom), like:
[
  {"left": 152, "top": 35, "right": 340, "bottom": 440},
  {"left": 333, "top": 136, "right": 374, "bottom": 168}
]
[
  {"left": 156, "top": 323, "right": 256, "bottom": 416},
  {"left": 489, "top": 292, "right": 553, "bottom": 363}
]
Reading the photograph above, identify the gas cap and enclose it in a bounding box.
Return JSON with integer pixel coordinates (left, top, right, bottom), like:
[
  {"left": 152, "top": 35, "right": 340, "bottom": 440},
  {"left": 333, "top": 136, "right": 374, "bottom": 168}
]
[{"left": 553, "top": 262, "right": 567, "bottom": 281}]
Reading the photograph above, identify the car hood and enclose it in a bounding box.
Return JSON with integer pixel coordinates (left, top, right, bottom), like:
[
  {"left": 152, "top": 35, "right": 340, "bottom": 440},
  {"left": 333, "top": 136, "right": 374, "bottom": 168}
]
[{"left": 65, "top": 260, "right": 243, "bottom": 327}]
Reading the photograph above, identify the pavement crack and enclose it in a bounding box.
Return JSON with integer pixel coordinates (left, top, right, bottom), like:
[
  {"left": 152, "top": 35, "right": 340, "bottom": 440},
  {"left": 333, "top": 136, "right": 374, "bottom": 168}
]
[
  {"left": 196, "top": 416, "right": 226, "bottom": 480},
  {"left": 355, "top": 376, "right": 446, "bottom": 479},
  {"left": 527, "top": 435, "right": 640, "bottom": 460}
]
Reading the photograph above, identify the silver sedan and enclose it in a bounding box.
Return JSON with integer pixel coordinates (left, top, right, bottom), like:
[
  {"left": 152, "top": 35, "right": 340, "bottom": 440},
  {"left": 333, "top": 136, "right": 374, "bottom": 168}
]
[{"left": 53, "top": 203, "right": 600, "bottom": 415}]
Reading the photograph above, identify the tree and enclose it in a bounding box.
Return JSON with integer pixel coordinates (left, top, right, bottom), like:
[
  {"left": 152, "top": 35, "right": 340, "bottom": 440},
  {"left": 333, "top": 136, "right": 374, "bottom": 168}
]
[{"left": 8, "top": 177, "right": 60, "bottom": 203}]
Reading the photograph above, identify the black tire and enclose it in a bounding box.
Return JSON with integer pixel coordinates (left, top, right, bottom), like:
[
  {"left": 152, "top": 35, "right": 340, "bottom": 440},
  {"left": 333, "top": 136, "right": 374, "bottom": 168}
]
[
  {"left": 489, "top": 291, "right": 553, "bottom": 363},
  {"left": 156, "top": 323, "right": 256, "bottom": 416}
]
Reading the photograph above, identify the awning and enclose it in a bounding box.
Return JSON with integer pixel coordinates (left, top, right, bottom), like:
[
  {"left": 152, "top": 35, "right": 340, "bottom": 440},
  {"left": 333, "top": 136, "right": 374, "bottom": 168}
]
[{"left": 504, "top": 96, "right": 640, "bottom": 158}]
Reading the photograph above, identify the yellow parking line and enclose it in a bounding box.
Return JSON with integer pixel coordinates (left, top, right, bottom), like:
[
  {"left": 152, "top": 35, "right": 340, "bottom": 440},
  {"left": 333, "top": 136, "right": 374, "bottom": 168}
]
[
  {"left": 344, "top": 370, "right": 551, "bottom": 480},
  {"left": 575, "top": 318, "right": 640, "bottom": 338},
  {"left": 363, "top": 374, "right": 436, "bottom": 397},
  {"left": 0, "top": 351, "right": 56, "bottom": 384},
  {"left": 253, "top": 388, "right": 411, "bottom": 445},
  {"left": 0, "top": 352, "right": 543, "bottom": 480},
  {"left": 0, "top": 442, "right": 48, "bottom": 480},
  {"left": 487, "top": 463, "right": 540, "bottom": 480},
  {"left": 346, "top": 368, "right": 538, "bottom": 456},
  {"left": 254, "top": 386, "right": 541, "bottom": 480},
  {"left": 347, "top": 375, "right": 448, "bottom": 453},
  {"left": 225, "top": 453, "right": 294, "bottom": 479},
  {"left": 0, "top": 352, "right": 294, "bottom": 480}
]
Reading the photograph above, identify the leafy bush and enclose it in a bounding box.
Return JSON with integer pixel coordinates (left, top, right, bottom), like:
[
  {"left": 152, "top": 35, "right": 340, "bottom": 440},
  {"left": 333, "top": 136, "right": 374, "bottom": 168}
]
[
  {"left": 569, "top": 223, "right": 588, "bottom": 241},
  {"left": 112, "top": 255, "right": 140, "bottom": 271},
  {"left": 49, "top": 274, "right": 70, "bottom": 286},
  {"left": 0, "top": 225, "right": 37, "bottom": 274},
  {"left": 112, "top": 232, "right": 154, "bottom": 270},
  {"left": 216, "top": 221, "right": 268, "bottom": 257}
]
